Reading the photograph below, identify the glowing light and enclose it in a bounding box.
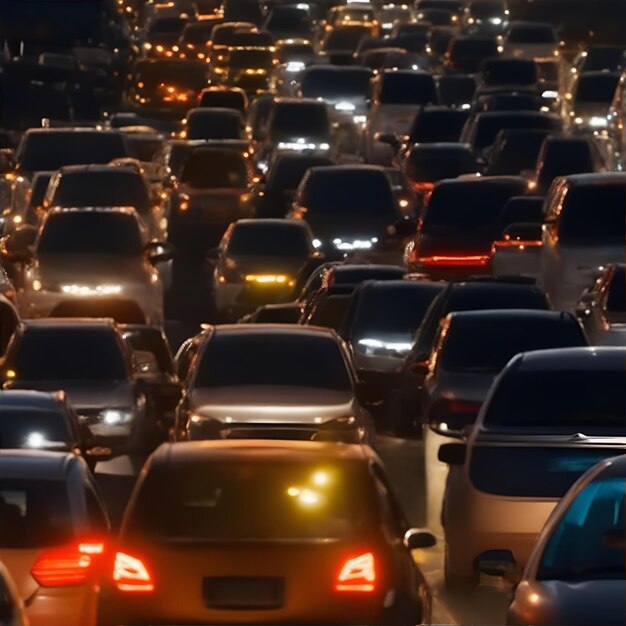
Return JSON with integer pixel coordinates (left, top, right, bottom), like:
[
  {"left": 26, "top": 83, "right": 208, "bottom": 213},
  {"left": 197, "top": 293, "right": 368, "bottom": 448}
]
[
  {"left": 298, "top": 489, "right": 320, "bottom": 505},
  {"left": 312, "top": 471, "right": 330, "bottom": 486},
  {"left": 61, "top": 284, "right": 122, "bottom": 296},
  {"left": 5, "top": 369, "right": 16, "bottom": 379},
  {"left": 287, "top": 486, "right": 300, "bottom": 497},
  {"left": 32, "top": 279, "right": 42, "bottom": 291}
]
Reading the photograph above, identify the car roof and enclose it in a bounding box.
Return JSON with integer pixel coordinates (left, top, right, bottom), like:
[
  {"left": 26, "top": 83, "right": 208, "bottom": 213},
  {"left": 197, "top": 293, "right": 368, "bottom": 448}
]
[
  {"left": 448, "top": 309, "right": 573, "bottom": 323},
  {"left": 20, "top": 318, "right": 118, "bottom": 330},
  {"left": 151, "top": 440, "right": 373, "bottom": 465},
  {"left": 0, "top": 451, "right": 82, "bottom": 479},
  {"left": 46, "top": 206, "right": 139, "bottom": 217},
  {"left": 563, "top": 172, "right": 626, "bottom": 186},
  {"left": 516, "top": 346, "right": 626, "bottom": 371},
  {"left": 0, "top": 390, "right": 64, "bottom": 407},
  {"left": 55, "top": 164, "right": 141, "bottom": 175},
  {"left": 211, "top": 323, "right": 337, "bottom": 337},
  {"left": 233, "top": 218, "right": 310, "bottom": 228}
]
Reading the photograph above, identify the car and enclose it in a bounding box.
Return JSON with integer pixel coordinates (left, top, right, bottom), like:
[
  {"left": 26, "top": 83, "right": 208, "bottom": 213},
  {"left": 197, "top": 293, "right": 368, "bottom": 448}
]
[
  {"left": 341, "top": 279, "right": 445, "bottom": 410},
  {"left": 567, "top": 44, "right": 626, "bottom": 93},
  {"left": 387, "top": 277, "right": 550, "bottom": 436},
  {"left": 474, "top": 57, "right": 540, "bottom": 97},
  {"left": 143, "top": 15, "right": 190, "bottom": 58},
  {"left": 0, "top": 389, "right": 111, "bottom": 470},
  {"left": 97, "top": 440, "right": 436, "bottom": 626},
  {"left": 211, "top": 219, "right": 320, "bottom": 320},
  {"left": 404, "top": 107, "right": 471, "bottom": 145},
  {"left": 289, "top": 165, "right": 416, "bottom": 264},
  {"left": 173, "top": 323, "right": 375, "bottom": 443},
  {"left": 178, "top": 21, "right": 216, "bottom": 60},
  {"left": 252, "top": 153, "right": 335, "bottom": 218},
  {"left": 222, "top": 46, "right": 278, "bottom": 93},
  {"left": 499, "top": 21, "right": 560, "bottom": 60},
  {"left": 182, "top": 107, "right": 246, "bottom": 140},
  {"left": 461, "top": 0, "right": 509, "bottom": 36},
  {"left": 197, "top": 86, "right": 248, "bottom": 112},
  {"left": 443, "top": 36, "right": 500, "bottom": 74},
  {"left": 41, "top": 164, "right": 166, "bottom": 240},
  {"left": 0, "top": 450, "right": 109, "bottom": 626},
  {"left": 439, "top": 346, "right": 626, "bottom": 588},
  {"left": 1, "top": 319, "right": 153, "bottom": 456},
  {"left": 404, "top": 175, "right": 529, "bottom": 279},
  {"left": 566, "top": 71, "right": 620, "bottom": 134},
  {"left": 126, "top": 58, "right": 209, "bottom": 119},
  {"left": 169, "top": 146, "right": 256, "bottom": 251},
  {"left": 363, "top": 70, "right": 439, "bottom": 165},
  {"left": 507, "top": 453, "right": 626, "bottom": 626},
  {"left": 436, "top": 74, "right": 477, "bottom": 108},
  {"left": 483, "top": 128, "right": 552, "bottom": 176},
  {"left": 120, "top": 324, "right": 182, "bottom": 439},
  {"left": 320, "top": 23, "right": 376, "bottom": 63},
  {"left": 540, "top": 172, "right": 626, "bottom": 310},
  {"left": 262, "top": 6, "right": 312, "bottom": 40},
  {"left": 2, "top": 207, "right": 170, "bottom": 326},
  {"left": 574, "top": 263, "right": 626, "bottom": 346}
]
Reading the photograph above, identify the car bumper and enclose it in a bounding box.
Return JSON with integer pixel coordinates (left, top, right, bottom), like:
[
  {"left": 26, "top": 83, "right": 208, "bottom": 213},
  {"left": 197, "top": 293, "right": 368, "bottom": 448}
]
[{"left": 27, "top": 584, "right": 97, "bottom": 626}]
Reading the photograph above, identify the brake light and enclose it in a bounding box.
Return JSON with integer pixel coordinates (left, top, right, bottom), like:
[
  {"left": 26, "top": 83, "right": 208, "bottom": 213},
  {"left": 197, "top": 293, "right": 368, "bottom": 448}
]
[
  {"left": 335, "top": 552, "right": 376, "bottom": 593},
  {"left": 31, "top": 540, "right": 105, "bottom": 587},
  {"left": 449, "top": 401, "right": 482, "bottom": 414},
  {"left": 418, "top": 254, "right": 490, "bottom": 267},
  {"left": 113, "top": 552, "right": 154, "bottom": 592}
]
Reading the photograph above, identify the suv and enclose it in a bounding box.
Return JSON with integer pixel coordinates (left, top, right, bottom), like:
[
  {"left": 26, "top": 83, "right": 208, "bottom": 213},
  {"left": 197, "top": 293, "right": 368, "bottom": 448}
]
[{"left": 1, "top": 319, "right": 153, "bottom": 456}]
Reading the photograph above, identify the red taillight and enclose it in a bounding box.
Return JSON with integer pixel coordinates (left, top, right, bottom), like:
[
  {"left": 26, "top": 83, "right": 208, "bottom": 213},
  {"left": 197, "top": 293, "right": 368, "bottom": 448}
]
[
  {"left": 31, "top": 540, "right": 105, "bottom": 587},
  {"left": 335, "top": 552, "right": 376, "bottom": 593},
  {"left": 418, "top": 254, "right": 490, "bottom": 267},
  {"left": 113, "top": 551, "right": 154, "bottom": 593},
  {"left": 449, "top": 401, "right": 482, "bottom": 414}
]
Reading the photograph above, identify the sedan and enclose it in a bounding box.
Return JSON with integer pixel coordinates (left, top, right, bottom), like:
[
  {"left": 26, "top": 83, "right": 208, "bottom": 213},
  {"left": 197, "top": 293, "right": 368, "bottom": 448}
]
[{"left": 97, "top": 440, "right": 436, "bottom": 626}]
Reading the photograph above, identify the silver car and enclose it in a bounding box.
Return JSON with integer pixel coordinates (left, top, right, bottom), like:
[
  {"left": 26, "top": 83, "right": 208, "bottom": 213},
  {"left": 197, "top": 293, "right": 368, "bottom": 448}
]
[{"left": 174, "top": 324, "right": 374, "bottom": 445}]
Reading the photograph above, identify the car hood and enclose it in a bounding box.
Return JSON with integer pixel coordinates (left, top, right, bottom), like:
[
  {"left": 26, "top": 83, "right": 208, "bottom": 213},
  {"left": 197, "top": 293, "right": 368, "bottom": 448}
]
[
  {"left": 513, "top": 580, "right": 626, "bottom": 625},
  {"left": 5, "top": 380, "right": 134, "bottom": 410},
  {"left": 189, "top": 386, "right": 357, "bottom": 423},
  {"left": 36, "top": 254, "right": 151, "bottom": 284}
]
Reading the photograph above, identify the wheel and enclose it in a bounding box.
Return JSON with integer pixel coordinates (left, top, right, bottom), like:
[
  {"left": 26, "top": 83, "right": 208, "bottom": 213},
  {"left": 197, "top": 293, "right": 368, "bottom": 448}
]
[{"left": 444, "top": 544, "right": 478, "bottom": 590}]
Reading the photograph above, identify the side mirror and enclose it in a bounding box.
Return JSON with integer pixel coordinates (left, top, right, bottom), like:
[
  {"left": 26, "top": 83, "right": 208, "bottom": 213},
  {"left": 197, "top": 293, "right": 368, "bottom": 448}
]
[
  {"left": 375, "top": 132, "right": 401, "bottom": 150},
  {"left": 438, "top": 442, "right": 466, "bottom": 465},
  {"left": 146, "top": 241, "right": 175, "bottom": 264},
  {"left": 404, "top": 528, "right": 437, "bottom": 550}
]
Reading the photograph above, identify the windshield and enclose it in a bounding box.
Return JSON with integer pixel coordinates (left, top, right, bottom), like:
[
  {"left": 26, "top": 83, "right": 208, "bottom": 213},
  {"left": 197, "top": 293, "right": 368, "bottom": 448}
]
[
  {"left": 51, "top": 172, "right": 151, "bottom": 214},
  {"left": 574, "top": 75, "right": 620, "bottom": 103},
  {"left": 351, "top": 283, "right": 443, "bottom": 338},
  {"left": 507, "top": 24, "right": 556, "bottom": 43},
  {"left": 10, "top": 328, "right": 128, "bottom": 381},
  {"left": 17, "top": 132, "right": 128, "bottom": 172},
  {"left": 227, "top": 223, "right": 311, "bottom": 256},
  {"left": 379, "top": 73, "right": 438, "bottom": 105},
  {"left": 559, "top": 185, "right": 626, "bottom": 244},
  {"left": 195, "top": 333, "right": 352, "bottom": 390},
  {"left": 300, "top": 69, "right": 372, "bottom": 99},
  {"left": 483, "top": 368, "right": 626, "bottom": 433},
  {"left": 470, "top": 446, "right": 623, "bottom": 497},
  {"left": 128, "top": 460, "right": 377, "bottom": 540},
  {"left": 181, "top": 150, "right": 248, "bottom": 188},
  {"left": 323, "top": 26, "right": 371, "bottom": 51},
  {"left": 0, "top": 479, "right": 73, "bottom": 548},
  {"left": 538, "top": 477, "right": 626, "bottom": 580},
  {"left": 441, "top": 315, "right": 585, "bottom": 373},
  {"left": 0, "top": 409, "right": 70, "bottom": 450},
  {"left": 37, "top": 212, "right": 143, "bottom": 256},
  {"left": 270, "top": 103, "right": 330, "bottom": 138},
  {"left": 187, "top": 113, "right": 242, "bottom": 140},
  {"left": 302, "top": 169, "right": 396, "bottom": 216},
  {"left": 422, "top": 180, "right": 527, "bottom": 233}
]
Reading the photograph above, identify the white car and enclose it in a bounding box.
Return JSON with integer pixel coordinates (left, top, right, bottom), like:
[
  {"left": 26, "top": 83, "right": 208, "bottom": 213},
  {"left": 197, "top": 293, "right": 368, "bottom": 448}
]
[
  {"left": 540, "top": 173, "right": 626, "bottom": 310},
  {"left": 0, "top": 450, "right": 109, "bottom": 626},
  {"left": 439, "top": 347, "right": 626, "bottom": 588},
  {"left": 2, "top": 207, "right": 170, "bottom": 326},
  {"left": 499, "top": 21, "right": 559, "bottom": 60}
]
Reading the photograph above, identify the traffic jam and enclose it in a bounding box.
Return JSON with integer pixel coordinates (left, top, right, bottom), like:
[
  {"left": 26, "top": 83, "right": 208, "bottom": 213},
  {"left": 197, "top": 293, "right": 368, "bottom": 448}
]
[{"left": 0, "top": 0, "right": 623, "bottom": 624}]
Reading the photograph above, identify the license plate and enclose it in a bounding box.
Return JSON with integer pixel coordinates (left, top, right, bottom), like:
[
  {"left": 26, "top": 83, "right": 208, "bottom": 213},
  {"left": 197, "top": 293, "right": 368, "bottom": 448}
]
[{"left": 203, "top": 577, "right": 284, "bottom": 609}]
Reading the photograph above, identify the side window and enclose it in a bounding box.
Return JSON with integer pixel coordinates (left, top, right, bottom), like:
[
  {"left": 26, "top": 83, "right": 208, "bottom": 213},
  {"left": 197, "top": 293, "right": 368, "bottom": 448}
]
[{"left": 84, "top": 480, "right": 110, "bottom": 533}]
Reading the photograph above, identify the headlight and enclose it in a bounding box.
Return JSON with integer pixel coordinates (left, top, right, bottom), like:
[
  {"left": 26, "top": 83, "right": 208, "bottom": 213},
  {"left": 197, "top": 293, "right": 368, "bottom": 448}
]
[
  {"left": 357, "top": 337, "right": 412, "bottom": 357},
  {"left": 285, "top": 61, "right": 306, "bottom": 72},
  {"left": 589, "top": 116, "right": 608, "bottom": 128},
  {"left": 332, "top": 237, "right": 378, "bottom": 251},
  {"left": 61, "top": 284, "right": 123, "bottom": 296},
  {"left": 353, "top": 115, "right": 367, "bottom": 125},
  {"left": 100, "top": 409, "right": 134, "bottom": 425},
  {"left": 335, "top": 101, "right": 356, "bottom": 112},
  {"left": 245, "top": 274, "right": 296, "bottom": 286},
  {"left": 541, "top": 90, "right": 558, "bottom": 99}
]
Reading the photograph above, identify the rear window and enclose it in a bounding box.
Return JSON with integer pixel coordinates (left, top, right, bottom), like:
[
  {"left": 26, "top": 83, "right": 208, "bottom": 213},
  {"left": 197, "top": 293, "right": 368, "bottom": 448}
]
[
  {"left": 379, "top": 73, "right": 438, "bottom": 105},
  {"left": 128, "top": 460, "right": 378, "bottom": 540},
  {"left": 8, "top": 328, "right": 128, "bottom": 381},
  {"left": 574, "top": 74, "right": 620, "bottom": 103},
  {"left": 270, "top": 103, "right": 330, "bottom": 138},
  {"left": 482, "top": 61, "right": 537, "bottom": 86},
  {"left": 440, "top": 316, "right": 586, "bottom": 372},
  {"left": 323, "top": 26, "right": 370, "bottom": 52},
  {"left": 405, "top": 148, "right": 476, "bottom": 182},
  {"left": 300, "top": 68, "right": 372, "bottom": 99},
  {"left": 181, "top": 150, "right": 248, "bottom": 188},
  {"left": 422, "top": 181, "right": 527, "bottom": 233},
  {"left": 195, "top": 333, "right": 352, "bottom": 390},
  {"left": 469, "top": 446, "right": 623, "bottom": 497},
  {"left": 0, "top": 409, "right": 71, "bottom": 450},
  {"left": 0, "top": 479, "right": 73, "bottom": 548},
  {"left": 482, "top": 368, "right": 626, "bottom": 433},
  {"left": 558, "top": 185, "right": 626, "bottom": 243},
  {"left": 186, "top": 113, "right": 242, "bottom": 140}
]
